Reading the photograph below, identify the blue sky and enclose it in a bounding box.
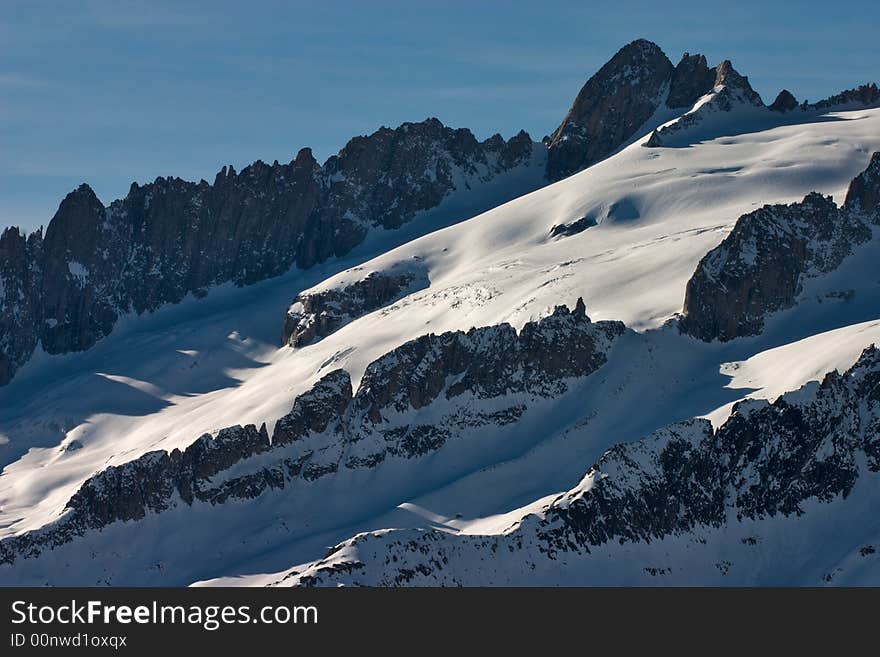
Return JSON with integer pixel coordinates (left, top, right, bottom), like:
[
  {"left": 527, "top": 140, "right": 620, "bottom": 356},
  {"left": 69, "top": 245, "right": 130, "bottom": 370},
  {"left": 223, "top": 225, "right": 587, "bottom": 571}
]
[{"left": 2, "top": 0, "right": 878, "bottom": 232}]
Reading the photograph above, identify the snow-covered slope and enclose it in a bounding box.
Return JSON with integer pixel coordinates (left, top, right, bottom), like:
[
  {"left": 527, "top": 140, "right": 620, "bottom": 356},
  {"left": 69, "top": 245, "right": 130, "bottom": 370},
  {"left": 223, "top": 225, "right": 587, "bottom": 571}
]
[
  {"left": 2, "top": 96, "right": 880, "bottom": 585},
  {"left": 244, "top": 345, "right": 880, "bottom": 587}
]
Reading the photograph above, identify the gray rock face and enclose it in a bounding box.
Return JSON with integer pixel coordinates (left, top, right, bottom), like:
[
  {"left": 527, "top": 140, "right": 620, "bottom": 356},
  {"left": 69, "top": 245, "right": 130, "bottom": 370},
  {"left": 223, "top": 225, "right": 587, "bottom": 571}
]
[
  {"left": 769, "top": 89, "right": 799, "bottom": 112},
  {"left": 0, "top": 228, "right": 42, "bottom": 385},
  {"left": 755, "top": 83, "right": 878, "bottom": 115},
  {"left": 549, "top": 214, "right": 598, "bottom": 238},
  {"left": 646, "top": 60, "right": 764, "bottom": 147},
  {"left": 280, "top": 345, "right": 880, "bottom": 586},
  {"left": 680, "top": 152, "right": 880, "bottom": 342},
  {"left": 712, "top": 60, "right": 764, "bottom": 108},
  {"left": 546, "top": 40, "right": 674, "bottom": 181},
  {"left": 546, "top": 41, "right": 720, "bottom": 180},
  {"left": 812, "top": 83, "right": 880, "bottom": 110},
  {"left": 0, "top": 120, "right": 535, "bottom": 385},
  {"left": 0, "top": 300, "right": 624, "bottom": 566},
  {"left": 353, "top": 298, "right": 622, "bottom": 417},
  {"left": 844, "top": 151, "right": 880, "bottom": 215},
  {"left": 283, "top": 266, "right": 429, "bottom": 347},
  {"left": 667, "top": 52, "right": 716, "bottom": 108}
]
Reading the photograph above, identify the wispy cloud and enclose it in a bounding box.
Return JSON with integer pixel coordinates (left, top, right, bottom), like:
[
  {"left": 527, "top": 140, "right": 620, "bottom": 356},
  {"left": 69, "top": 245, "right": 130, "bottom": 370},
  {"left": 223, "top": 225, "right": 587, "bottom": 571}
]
[
  {"left": 84, "top": 2, "right": 206, "bottom": 30},
  {"left": 0, "top": 73, "right": 51, "bottom": 88}
]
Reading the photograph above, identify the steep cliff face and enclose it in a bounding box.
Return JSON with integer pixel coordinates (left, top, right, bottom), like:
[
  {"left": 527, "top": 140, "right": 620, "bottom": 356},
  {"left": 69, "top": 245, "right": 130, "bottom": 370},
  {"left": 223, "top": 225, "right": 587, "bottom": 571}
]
[
  {"left": 645, "top": 60, "right": 765, "bottom": 147},
  {"left": 0, "top": 301, "right": 624, "bottom": 568},
  {"left": 0, "top": 120, "right": 536, "bottom": 385},
  {"left": 546, "top": 40, "right": 673, "bottom": 181},
  {"left": 546, "top": 42, "right": 718, "bottom": 181},
  {"left": 766, "top": 83, "right": 880, "bottom": 115},
  {"left": 0, "top": 228, "right": 42, "bottom": 385},
  {"left": 282, "top": 265, "right": 430, "bottom": 347},
  {"left": 667, "top": 52, "right": 717, "bottom": 109},
  {"left": 812, "top": 83, "right": 880, "bottom": 111},
  {"left": 769, "top": 89, "right": 799, "bottom": 112},
  {"left": 681, "top": 152, "right": 880, "bottom": 342},
  {"left": 273, "top": 346, "right": 880, "bottom": 586},
  {"left": 844, "top": 151, "right": 880, "bottom": 215}
]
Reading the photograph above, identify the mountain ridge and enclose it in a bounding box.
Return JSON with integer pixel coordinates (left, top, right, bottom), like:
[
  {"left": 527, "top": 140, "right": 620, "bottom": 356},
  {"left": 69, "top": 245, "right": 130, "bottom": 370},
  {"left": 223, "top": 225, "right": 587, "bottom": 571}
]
[
  {"left": 2, "top": 39, "right": 878, "bottom": 386},
  {"left": 257, "top": 344, "right": 880, "bottom": 586},
  {"left": 0, "top": 120, "right": 537, "bottom": 385},
  {"left": 3, "top": 39, "right": 880, "bottom": 588}
]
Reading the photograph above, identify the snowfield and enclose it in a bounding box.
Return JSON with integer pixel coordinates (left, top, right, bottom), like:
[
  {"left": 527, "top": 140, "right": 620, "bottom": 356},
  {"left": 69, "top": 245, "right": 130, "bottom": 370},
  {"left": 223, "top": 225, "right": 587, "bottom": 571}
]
[{"left": 2, "top": 100, "right": 880, "bottom": 586}]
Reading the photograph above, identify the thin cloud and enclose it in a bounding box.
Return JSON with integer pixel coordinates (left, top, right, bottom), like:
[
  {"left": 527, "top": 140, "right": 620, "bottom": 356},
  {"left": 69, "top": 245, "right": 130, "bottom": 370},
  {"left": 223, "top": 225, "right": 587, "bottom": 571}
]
[{"left": 0, "top": 73, "right": 51, "bottom": 88}]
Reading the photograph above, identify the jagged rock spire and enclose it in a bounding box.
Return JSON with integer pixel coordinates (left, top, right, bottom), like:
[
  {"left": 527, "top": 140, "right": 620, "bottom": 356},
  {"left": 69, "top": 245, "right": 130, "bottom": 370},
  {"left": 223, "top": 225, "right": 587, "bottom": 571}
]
[
  {"left": 0, "top": 118, "right": 537, "bottom": 386},
  {"left": 547, "top": 40, "right": 721, "bottom": 180},
  {"left": 667, "top": 52, "right": 716, "bottom": 108},
  {"left": 713, "top": 60, "right": 764, "bottom": 106},
  {"left": 769, "top": 89, "right": 798, "bottom": 112},
  {"left": 546, "top": 39, "right": 675, "bottom": 181},
  {"left": 844, "top": 151, "right": 880, "bottom": 214}
]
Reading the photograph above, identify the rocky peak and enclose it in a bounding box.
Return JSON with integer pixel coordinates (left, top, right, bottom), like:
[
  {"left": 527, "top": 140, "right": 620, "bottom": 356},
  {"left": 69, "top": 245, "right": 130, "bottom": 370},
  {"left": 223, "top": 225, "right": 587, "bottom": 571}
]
[
  {"left": 0, "top": 227, "right": 42, "bottom": 385},
  {"left": 546, "top": 41, "right": 736, "bottom": 180},
  {"left": 713, "top": 60, "right": 764, "bottom": 107},
  {"left": 277, "top": 346, "right": 880, "bottom": 586},
  {"left": 324, "top": 118, "right": 533, "bottom": 230},
  {"left": 844, "top": 151, "right": 880, "bottom": 216},
  {"left": 812, "top": 82, "right": 880, "bottom": 110},
  {"left": 646, "top": 59, "right": 764, "bottom": 148},
  {"left": 681, "top": 153, "right": 880, "bottom": 342},
  {"left": 667, "top": 52, "right": 716, "bottom": 108},
  {"left": 293, "top": 146, "right": 318, "bottom": 169},
  {"left": 0, "top": 226, "right": 27, "bottom": 255},
  {"left": 0, "top": 300, "right": 626, "bottom": 570},
  {"left": 769, "top": 89, "right": 799, "bottom": 112},
  {"left": 0, "top": 117, "right": 538, "bottom": 386},
  {"left": 546, "top": 39, "right": 675, "bottom": 181},
  {"left": 44, "top": 184, "right": 104, "bottom": 244},
  {"left": 283, "top": 265, "right": 429, "bottom": 347}
]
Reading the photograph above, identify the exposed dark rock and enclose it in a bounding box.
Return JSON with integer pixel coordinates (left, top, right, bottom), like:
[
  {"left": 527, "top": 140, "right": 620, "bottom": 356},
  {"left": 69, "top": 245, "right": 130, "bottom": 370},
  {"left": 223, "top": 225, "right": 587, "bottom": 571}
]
[
  {"left": 553, "top": 345, "right": 880, "bottom": 535},
  {"left": 546, "top": 39, "right": 675, "bottom": 181},
  {"left": 667, "top": 53, "right": 716, "bottom": 108},
  {"left": 812, "top": 83, "right": 880, "bottom": 110},
  {"left": 549, "top": 215, "right": 598, "bottom": 238},
  {"left": 537, "top": 346, "right": 880, "bottom": 550},
  {"left": 644, "top": 129, "right": 662, "bottom": 148},
  {"left": 0, "top": 227, "right": 42, "bottom": 385},
  {"left": 844, "top": 151, "right": 880, "bottom": 216},
  {"left": 645, "top": 60, "right": 764, "bottom": 147},
  {"left": 272, "top": 369, "right": 353, "bottom": 447},
  {"left": 680, "top": 152, "right": 880, "bottom": 342},
  {"left": 769, "top": 89, "right": 799, "bottom": 112},
  {"left": 353, "top": 298, "right": 622, "bottom": 420},
  {"left": 713, "top": 61, "right": 764, "bottom": 108},
  {"left": 0, "top": 300, "right": 623, "bottom": 565},
  {"left": 283, "top": 345, "right": 880, "bottom": 586},
  {"left": 0, "top": 120, "right": 535, "bottom": 385},
  {"left": 283, "top": 267, "right": 429, "bottom": 347}
]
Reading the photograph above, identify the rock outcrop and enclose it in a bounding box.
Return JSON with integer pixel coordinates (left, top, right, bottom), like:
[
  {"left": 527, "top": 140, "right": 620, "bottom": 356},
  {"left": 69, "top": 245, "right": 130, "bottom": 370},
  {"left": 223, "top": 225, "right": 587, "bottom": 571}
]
[
  {"left": 812, "top": 83, "right": 880, "bottom": 110},
  {"left": 276, "top": 346, "right": 880, "bottom": 586},
  {"left": 549, "top": 214, "right": 598, "bottom": 238},
  {"left": 0, "top": 300, "right": 624, "bottom": 566},
  {"left": 680, "top": 152, "right": 880, "bottom": 342},
  {"left": 0, "top": 120, "right": 535, "bottom": 385},
  {"left": 0, "top": 228, "right": 42, "bottom": 385},
  {"left": 667, "top": 53, "right": 717, "bottom": 108},
  {"left": 844, "top": 151, "right": 880, "bottom": 215},
  {"left": 282, "top": 265, "right": 429, "bottom": 347},
  {"left": 769, "top": 89, "right": 799, "bottom": 112},
  {"left": 546, "top": 40, "right": 716, "bottom": 181},
  {"left": 645, "top": 60, "right": 765, "bottom": 147}
]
